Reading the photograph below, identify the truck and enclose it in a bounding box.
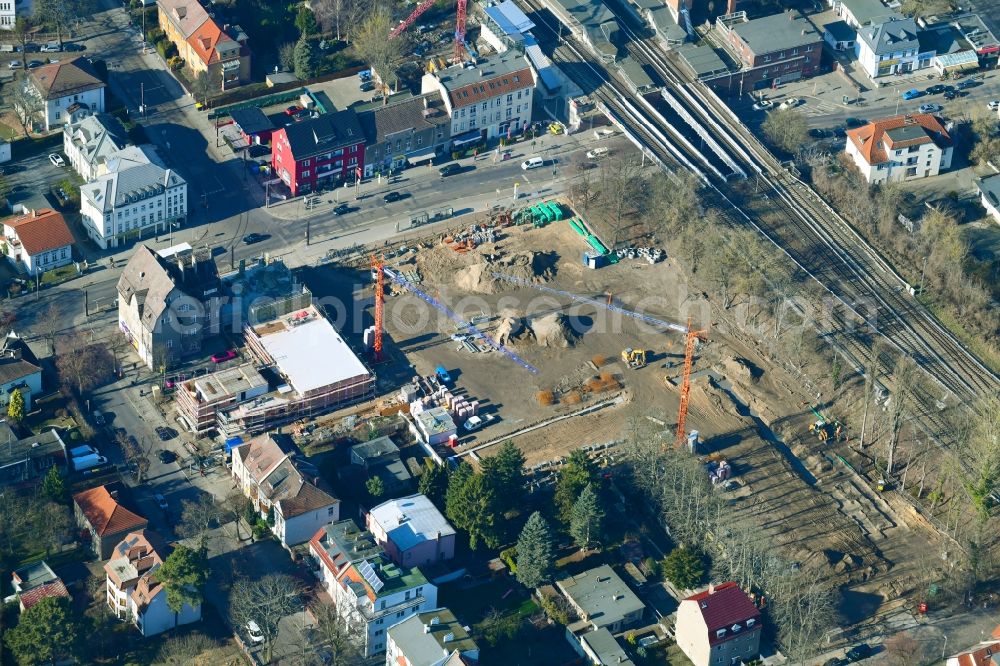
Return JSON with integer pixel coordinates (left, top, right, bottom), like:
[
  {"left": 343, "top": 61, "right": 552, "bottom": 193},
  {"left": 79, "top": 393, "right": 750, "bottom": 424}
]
[
  {"left": 69, "top": 445, "right": 98, "bottom": 458},
  {"left": 463, "top": 414, "right": 496, "bottom": 432},
  {"left": 71, "top": 454, "right": 108, "bottom": 472},
  {"left": 435, "top": 365, "right": 452, "bottom": 385}
]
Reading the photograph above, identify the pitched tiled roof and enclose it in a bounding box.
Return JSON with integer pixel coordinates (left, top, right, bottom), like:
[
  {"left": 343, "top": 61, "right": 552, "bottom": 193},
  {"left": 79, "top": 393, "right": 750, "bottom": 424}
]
[
  {"left": 186, "top": 19, "right": 240, "bottom": 66},
  {"left": 156, "top": 0, "right": 211, "bottom": 39},
  {"left": 28, "top": 56, "right": 104, "bottom": 101},
  {"left": 846, "top": 113, "right": 950, "bottom": 165},
  {"left": 441, "top": 62, "right": 533, "bottom": 110},
  {"left": 0, "top": 354, "right": 40, "bottom": 386},
  {"left": 19, "top": 579, "right": 69, "bottom": 610},
  {"left": 685, "top": 582, "right": 761, "bottom": 645},
  {"left": 281, "top": 110, "right": 365, "bottom": 159},
  {"left": 4, "top": 208, "right": 75, "bottom": 256},
  {"left": 73, "top": 485, "right": 147, "bottom": 536},
  {"left": 358, "top": 94, "right": 450, "bottom": 145},
  {"left": 954, "top": 642, "right": 1000, "bottom": 666}
]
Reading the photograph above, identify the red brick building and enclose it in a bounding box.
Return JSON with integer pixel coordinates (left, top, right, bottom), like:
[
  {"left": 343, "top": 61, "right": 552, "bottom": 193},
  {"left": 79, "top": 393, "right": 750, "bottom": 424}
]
[
  {"left": 271, "top": 110, "right": 366, "bottom": 196},
  {"left": 717, "top": 11, "right": 823, "bottom": 91}
]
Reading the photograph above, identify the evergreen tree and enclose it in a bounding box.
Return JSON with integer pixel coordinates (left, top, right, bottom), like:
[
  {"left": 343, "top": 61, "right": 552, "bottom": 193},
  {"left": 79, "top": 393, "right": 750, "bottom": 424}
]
[
  {"left": 418, "top": 460, "right": 448, "bottom": 507},
  {"left": 5, "top": 596, "right": 82, "bottom": 665},
  {"left": 41, "top": 465, "right": 66, "bottom": 503},
  {"left": 515, "top": 512, "right": 554, "bottom": 589},
  {"left": 554, "top": 449, "right": 595, "bottom": 524},
  {"left": 293, "top": 38, "right": 317, "bottom": 80},
  {"left": 445, "top": 463, "right": 500, "bottom": 550},
  {"left": 365, "top": 475, "right": 385, "bottom": 499},
  {"left": 660, "top": 548, "right": 705, "bottom": 590},
  {"left": 155, "top": 545, "right": 208, "bottom": 615},
  {"left": 295, "top": 6, "right": 319, "bottom": 36},
  {"left": 569, "top": 483, "right": 604, "bottom": 550},
  {"left": 481, "top": 441, "right": 526, "bottom": 515},
  {"left": 6, "top": 387, "right": 24, "bottom": 422}
]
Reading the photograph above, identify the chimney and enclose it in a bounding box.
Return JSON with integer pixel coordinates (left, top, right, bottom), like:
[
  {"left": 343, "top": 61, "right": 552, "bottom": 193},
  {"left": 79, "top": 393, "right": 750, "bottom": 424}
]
[
  {"left": 423, "top": 624, "right": 431, "bottom": 634},
  {"left": 443, "top": 632, "right": 454, "bottom": 643},
  {"left": 423, "top": 96, "right": 429, "bottom": 109},
  {"left": 479, "top": 68, "right": 484, "bottom": 76},
  {"left": 708, "top": 583, "right": 716, "bottom": 595}
]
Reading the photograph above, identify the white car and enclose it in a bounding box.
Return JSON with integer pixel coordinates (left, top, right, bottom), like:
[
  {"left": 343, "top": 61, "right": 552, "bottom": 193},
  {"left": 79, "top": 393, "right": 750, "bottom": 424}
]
[
  {"left": 585, "top": 147, "right": 609, "bottom": 159},
  {"left": 521, "top": 157, "right": 543, "bottom": 170},
  {"left": 918, "top": 103, "right": 941, "bottom": 113},
  {"left": 246, "top": 620, "right": 265, "bottom": 644},
  {"left": 779, "top": 97, "right": 801, "bottom": 110},
  {"left": 40, "top": 44, "right": 60, "bottom": 53},
  {"left": 154, "top": 493, "right": 168, "bottom": 510},
  {"left": 988, "top": 100, "right": 1000, "bottom": 110},
  {"left": 48, "top": 153, "right": 65, "bottom": 167},
  {"left": 593, "top": 128, "right": 614, "bottom": 140},
  {"left": 752, "top": 99, "right": 773, "bottom": 111},
  {"left": 7, "top": 60, "right": 21, "bottom": 69}
]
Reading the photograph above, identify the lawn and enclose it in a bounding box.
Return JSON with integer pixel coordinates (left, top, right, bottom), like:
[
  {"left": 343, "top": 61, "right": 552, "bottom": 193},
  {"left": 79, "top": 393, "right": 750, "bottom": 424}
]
[
  {"left": 40, "top": 263, "right": 80, "bottom": 286},
  {"left": 438, "top": 577, "right": 534, "bottom": 625}
]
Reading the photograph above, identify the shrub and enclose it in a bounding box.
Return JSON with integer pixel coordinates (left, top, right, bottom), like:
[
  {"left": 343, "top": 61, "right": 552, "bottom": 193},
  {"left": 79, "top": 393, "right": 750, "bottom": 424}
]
[
  {"left": 146, "top": 28, "right": 165, "bottom": 44},
  {"left": 499, "top": 546, "right": 518, "bottom": 573},
  {"left": 536, "top": 390, "right": 555, "bottom": 406},
  {"left": 563, "top": 391, "right": 582, "bottom": 405},
  {"left": 539, "top": 595, "right": 570, "bottom": 625},
  {"left": 592, "top": 354, "right": 605, "bottom": 367}
]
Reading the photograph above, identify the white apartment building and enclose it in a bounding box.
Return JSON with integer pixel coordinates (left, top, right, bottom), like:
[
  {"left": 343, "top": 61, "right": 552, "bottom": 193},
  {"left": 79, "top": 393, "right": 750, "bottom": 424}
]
[
  {"left": 0, "top": 0, "right": 29, "bottom": 30},
  {"left": 421, "top": 51, "right": 535, "bottom": 143},
  {"left": 24, "top": 57, "right": 105, "bottom": 131},
  {"left": 310, "top": 520, "right": 438, "bottom": 658},
  {"left": 80, "top": 159, "right": 186, "bottom": 249},
  {"left": 845, "top": 113, "right": 953, "bottom": 184},
  {"left": 63, "top": 112, "right": 131, "bottom": 181}
]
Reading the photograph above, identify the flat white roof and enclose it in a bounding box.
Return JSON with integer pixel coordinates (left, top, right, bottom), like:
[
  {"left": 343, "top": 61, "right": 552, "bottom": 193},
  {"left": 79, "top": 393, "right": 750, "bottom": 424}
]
[
  {"left": 157, "top": 242, "right": 192, "bottom": 258},
  {"left": 369, "top": 494, "right": 456, "bottom": 552},
  {"left": 253, "top": 306, "right": 370, "bottom": 394}
]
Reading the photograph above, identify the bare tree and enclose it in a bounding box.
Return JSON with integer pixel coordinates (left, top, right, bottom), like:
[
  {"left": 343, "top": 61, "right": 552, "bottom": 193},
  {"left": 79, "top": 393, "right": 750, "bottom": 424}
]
[
  {"left": 278, "top": 41, "right": 296, "bottom": 72},
  {"left": 961, "top": 395, "right": 1000, "bottom": 525},
  {"left": 11, "top": 17, "right": 34, "bottom": 69},
  {"left": 37, "top": 302, "right": 62, "bottom": 356},
  {"left": 221, "top": 489, "right": 253, "bottom": 542},
  {"left": 353, "top": 6, "right": 404, "bottom": 104},
  {"left": 116, "top": 430, "right": 151, "bottom": 482},
  {"left": 768, "top": 573, "right": 837, "bottom": 662},
  {"left": 858, "top": 339, "right": 883, "bottom": 450},
  {"left": 154, "top": 632, "right": 219, "bottom": 665},
  {"left": 10, "top": 81, "right": 43, "bottom": 136},
  {"left": 597, "top": 156, "right": 645, "bottom": 250},
  {"left": 885, "top": 354, "right": 916, "bottom": 476},
  {"left": 312, "top": 0, "right": 346, "bottom": 40},
  {"left": 229, "top": 574, "right": 303, "bottom": 663},
  {"left": 178, "top": 493, "right": 222, "bottom": 551},
  {"left": 309, "top": 602, "right": 365, "bottom": 665},
  {"left": 54, "top": 333, "right": 114, "bottom": 394},
  {"left": 762, "top": 108, "right": 809, "bottom": 155},
  {"left": 883, "top": 631, "right": 926, "bottom": 666}
]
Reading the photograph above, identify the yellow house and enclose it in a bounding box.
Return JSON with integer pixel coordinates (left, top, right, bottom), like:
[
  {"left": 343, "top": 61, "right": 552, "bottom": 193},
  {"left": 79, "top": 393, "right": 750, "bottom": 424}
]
[{"left": 156, "top": 0, "right": 251, "bottom": 89}]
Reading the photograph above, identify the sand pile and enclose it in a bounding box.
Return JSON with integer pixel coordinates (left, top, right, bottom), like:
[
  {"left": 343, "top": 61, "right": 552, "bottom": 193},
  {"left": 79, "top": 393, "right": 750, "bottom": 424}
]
[
  {"left": 529, "top": 312, "right": 580, "bottom": 348},
  {"left": 495, "top": 317, "right": 535, "bottom": 347},
  {"left": 722, "top": 356, "right": 760, "bottom": 384},
  {"left": 453, "top": 252, "right": 557, "bottom": 294}
]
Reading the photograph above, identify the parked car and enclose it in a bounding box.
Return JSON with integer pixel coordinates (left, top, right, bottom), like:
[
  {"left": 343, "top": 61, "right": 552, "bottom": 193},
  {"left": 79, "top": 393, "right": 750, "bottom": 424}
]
[
  {"left": 246, "top": 620, "right": 265, "bottom": 644},
  {"left": 26, "top": 60, "right": 43, "bottom": 68},
  {"left": 242, "top": 233, "right": 265, "bottom": 244},
  {"left": 943, "top": 90, "right": 957, "bottom": 100},
  {"left": 211, "top": 349, "right": 237, "bottom": 363},
  {"left": 918, "top": 103, "right": 941, "bottom": 113},
  {"left": 808, "top": 128, "right": 832, "bottom": 139},
  {"left": 63, "top": 43, "right": 85, "bottom": 51},
  {"left": 92, "top": 409, "right": 106, "bottom": 426},
  {"left": 357, "top": 69, "right": 372, "bottom": 82},
  {"left": 989, "top": 100, "right": 1000, "bottom": 110},
  {"left": 40, "top": 43, "right": 60, "bottom": 53},
  {"left": 586, "top": 147, "right": 610, "bottom": 159},
  {"left": 925, "top": 84, "right": 946, "bottom": 94},
  {"left": 71, "top": 454, "right": 107, "bottom": 472},
  {"left": 902, "top": 88, "right": 923, "bottom": 100},
  {"left": 752, "top": 99, "right": 773, "bottom": 111},
  {"left": 435, "top": 365, "right": 451, "bottom": 384},
  {"left": 845, "top": 644, "right": 871, "bottom": 662},
  {"left": 154, "top": 493, "right": 168, "bottom": 510},
  {"left": 284, "top": 105, "right": 302, "bottom": 116},
  {"left": 383, "top": 191, "right": 406, "bottom": 203},
  {"left": 293, "top": 108, "right": 311, "bottom": 120},
  {"left": 360, "top": 80, "right": 375, "bottom": 92},
  {"left": 779, "top": 97, "right": 800, "bottom": 109},
  {"left": 957, "top": 79, "right": 980, "bottom": 90},
  {"left": 521, "top": 157, "right": 543, "bottom": 170},
  {"left": 845, "top": 117, "right": 866, "bottom": 128},
  {"left": 593, "top": 128, "right": 614, "bottom": 139},
  {"left": 69, "top": 445, "right": 98, "bottom": 458},
  {"left": 7, "top": 60, "right": 21, "bottom": 69},
  {"left": 823, "top": 658, "right": 849, "bottom": 666},
  {"left": 463, "top": 414, "right": 496, "bottom": 432},
  {"left": 48, "top": 153, "right": 65, "bottom": 167},
  {"left": 333, "top": 203, "right": 351, "bottom": 215}
]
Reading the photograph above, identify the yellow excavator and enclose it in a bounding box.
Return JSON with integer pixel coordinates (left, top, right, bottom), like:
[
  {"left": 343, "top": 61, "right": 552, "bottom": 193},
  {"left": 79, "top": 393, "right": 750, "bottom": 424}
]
[{"left": 622, "top": 348, "right": 647, "bottom": 369}]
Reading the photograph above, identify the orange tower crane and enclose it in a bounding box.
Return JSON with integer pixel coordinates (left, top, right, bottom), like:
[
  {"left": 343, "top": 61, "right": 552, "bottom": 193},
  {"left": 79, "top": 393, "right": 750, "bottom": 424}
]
[
  {"left": 675, "top": 320, "right": 707, "bottom": 449},
  {"left": 371, "top": 255, "right": 384, "bottom": 362}
]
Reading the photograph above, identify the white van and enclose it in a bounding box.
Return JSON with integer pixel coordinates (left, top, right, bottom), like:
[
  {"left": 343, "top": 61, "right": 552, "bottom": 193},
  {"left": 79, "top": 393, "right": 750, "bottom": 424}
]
[
  {"left": 521, "top": 157, "right": 543, "bottom": 170},
  {"left": 586, "top": 147, "right": 609, "bottom": 159}
]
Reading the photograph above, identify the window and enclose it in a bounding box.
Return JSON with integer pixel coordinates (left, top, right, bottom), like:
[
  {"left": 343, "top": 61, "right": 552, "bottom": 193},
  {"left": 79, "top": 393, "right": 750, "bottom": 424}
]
[
  {"left": 792, "top": 48, "right": 799, "bottom": 55},
  {"left": 380, "top": 600, "right": 386, "bottom": 610},
  {"left": 302, "top": 170, "right": 310, "bottom": 177},
  {"left": 302, "top": 159, "right": 311, "bottom": 166},
  {"left": 746, "top": 618, "right": 755, "bottom": 628},
  {"left": 328, "top": 506, "right": 336, "bottom": 516},
  {"left": 374, "top": 629, "right": 383, "bottom": 636},
  {"left": 416, "top": 587, "right": 423, "bottom": 597},
  {"left": 763, "top": 55, "right": 770, "bottom": 62},
  {"left": 716, "top": 629, "right": 726, "bottom": 639},
  {"left": 506, "top": 94, "right": 513, "bottom": 103},
  {"left": 506, "top": 108, "right": 512, "bottom": 119},
  {"left": 375, "top": 618, "right": 383, "bottom": 625},
  {"left": 396, "top": 610, "right": 405, "bottom": 618}
]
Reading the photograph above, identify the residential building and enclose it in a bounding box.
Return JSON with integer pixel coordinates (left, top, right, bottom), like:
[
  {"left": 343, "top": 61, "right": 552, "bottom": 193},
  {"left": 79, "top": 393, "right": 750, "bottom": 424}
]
[
  {"left": 271, "top": 110, "right": 366, "bottom": 196},
  {"left": 156, "top": 0, "right": 250, "bottom": 89},
  {"left": 2, "top": 208, "right": 75, "bottom": 276},
  {"left": 367, "top": 494, "right": 456, "bottom": 568},
  {"left": 231, "top": 432, "right": 340, "bottom": 547},
  {"left": 829, "top": 0, "right": 900, "bottom": 29},
  {"left": 62, "top": 112, "right": 131, "bottom": 181},
  {"left": 977, "top": 173, "right": 1000, "bottom": 224},
  {"left": 557, "top": 565, "right": 644, "bottom": 633},
  {"left": 79, "top": 151, "right": 187, "bottom": 250},
  {"left": 73, "top": 484, "right": 149, "bottom": 559},
  {"left": 385, "top": 607, "right": 479, "bottom": 666},
  {"left": 174, "top": 363, "right": 268, "bottom": 435},
  {"left": 716, "top": 11, "right": 823, "bottom": 90},
  {"left": 577, "top": 628, "right": 634, "bottom": 665},
  {"left": 946, "top": 640, "right": 1000, "bottom": 666},
  {"left": 0, "top": 332, "right": 42, "bottom": 412},
  {"left": 358, "top": 94, "right": 451, "bottom": 176},
  {"left": 349, "top": 436, "right": 413, "bottom": 496},
  {"left": 310, "top": 519, "right": 438, "bottom": 657},
  {"left": 234, "top": 302, "right": 375, "bottom": 435},
  {"left": 675, "top": 582, "right": 762, "bottom": 666},
  {"left": 411, "top": 407, "right": 457, "bottom": 446},
  {"left": 0, "top": 0, "right": 30, "bottom": 31},
  {"left": 845, "top": 113, "right": 953, "bottom": 184},
  {"left": 421, "top": 52, "right": 535, "bottom": 143},
  {"left": 10, "top": 561, "right": 70, "bottom": 613},
  {"left": 228, "top": 107, "right": 275, "bottom": 146},
  {"left": 0, "top": 421, "right": 67, "bottom": 490},
  {"left": 104, "top": 529, "right": 201, "bottom": 636},
  {"left": 116, "top": 245, "right": 219, "bottom": 370},
  {"left": 855, "top": 17, "right": 932, "bottom": 78},
  {"left": 24, "top": 57, "right": 105, "bottom": 131}
]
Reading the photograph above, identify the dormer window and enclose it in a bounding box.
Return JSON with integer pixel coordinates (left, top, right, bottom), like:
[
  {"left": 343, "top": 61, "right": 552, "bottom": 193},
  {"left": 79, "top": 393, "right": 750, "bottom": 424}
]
[
  {"left": 731, "top": 623, "right": 741, "bottom": 632},
  {"left": 716, "top": 629, "right": 726, "bottom": 639},
  {"left": 747, "top": 618, "right": 755, "bottom": 628}
]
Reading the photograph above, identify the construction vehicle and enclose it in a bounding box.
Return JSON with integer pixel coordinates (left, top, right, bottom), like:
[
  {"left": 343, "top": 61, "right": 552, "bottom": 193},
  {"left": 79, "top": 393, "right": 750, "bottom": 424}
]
[
  {"left": 807, "top": 405, "right": 843, "bottom": 443},
  {"left": 621, "top": 348, "right": 647, "bottom": 369}
]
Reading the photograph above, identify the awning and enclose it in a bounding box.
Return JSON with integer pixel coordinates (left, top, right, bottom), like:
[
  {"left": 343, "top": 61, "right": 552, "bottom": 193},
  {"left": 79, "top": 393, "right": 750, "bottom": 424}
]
[
  {"left": 406, "top": 147, "right": 436, "bottom": 163},
  {"left": 451, "top": 130, "right": 482, "bottom": 148}
]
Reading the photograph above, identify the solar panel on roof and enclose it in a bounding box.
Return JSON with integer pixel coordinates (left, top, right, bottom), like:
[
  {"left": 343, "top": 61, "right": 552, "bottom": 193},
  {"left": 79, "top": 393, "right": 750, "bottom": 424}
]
[{"left": 357, "top": 559, "right": 384, "bottom": 593}]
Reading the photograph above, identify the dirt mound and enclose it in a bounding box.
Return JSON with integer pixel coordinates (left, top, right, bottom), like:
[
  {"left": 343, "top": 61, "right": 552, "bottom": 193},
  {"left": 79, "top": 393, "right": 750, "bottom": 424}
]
[
  {"left": 722, "top": 356, "right": 761, "bottom": 384},
  {"left": 530, "top": 313, "right": 580, "bottom": 348},
  {"left": 453, "top": 252, "right": 557, "bottom": 294},
  {"left": 495, "top": 317, "right": 535, "bottom": 347}
]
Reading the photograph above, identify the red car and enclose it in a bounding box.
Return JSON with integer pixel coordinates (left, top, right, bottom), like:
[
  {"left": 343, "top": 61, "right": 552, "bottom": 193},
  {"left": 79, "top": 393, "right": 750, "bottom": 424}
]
[
  {"left": 284, "top": 105, "right": 302, "bottom": 116},
  {"left": 211, "top": 350, "right": 237, "bottom": 363}
]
